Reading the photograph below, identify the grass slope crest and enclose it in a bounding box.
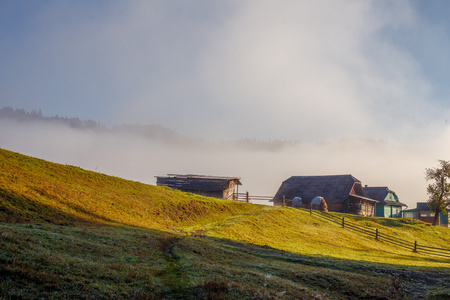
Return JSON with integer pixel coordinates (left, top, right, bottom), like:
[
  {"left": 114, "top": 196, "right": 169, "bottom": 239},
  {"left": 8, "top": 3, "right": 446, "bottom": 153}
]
[{"left": 0, "top": 148, "right": 449, "bottom": 299}]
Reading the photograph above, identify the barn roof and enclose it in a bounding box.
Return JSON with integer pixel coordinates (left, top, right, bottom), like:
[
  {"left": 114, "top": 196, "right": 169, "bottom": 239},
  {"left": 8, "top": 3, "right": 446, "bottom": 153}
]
[
  {"left": 272, "top": 174, "right": 361, "bottom": 203},
  {"left": 155, "top": 174, "right": 241, "bottom": 193},
  {"left": 165, "top": 174, "right": 242, "bottom": 183},
  {"left": 363, "top": 186, "right": 406, "bottom": 207}
]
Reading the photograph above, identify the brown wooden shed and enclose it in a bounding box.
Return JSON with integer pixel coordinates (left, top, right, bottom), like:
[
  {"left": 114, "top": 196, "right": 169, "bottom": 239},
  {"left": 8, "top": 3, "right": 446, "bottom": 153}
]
[
  {"left": 271, "top": 174, "right": 378, "bottom": 216},
  {"left": 155, "top": 174, "right": 242, "bottom": 200}
]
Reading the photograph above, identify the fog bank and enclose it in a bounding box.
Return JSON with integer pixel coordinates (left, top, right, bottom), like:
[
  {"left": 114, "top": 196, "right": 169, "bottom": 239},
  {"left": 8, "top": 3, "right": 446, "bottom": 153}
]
[{"left": 2, "top": 119, "right": 448, "bottom": 208}]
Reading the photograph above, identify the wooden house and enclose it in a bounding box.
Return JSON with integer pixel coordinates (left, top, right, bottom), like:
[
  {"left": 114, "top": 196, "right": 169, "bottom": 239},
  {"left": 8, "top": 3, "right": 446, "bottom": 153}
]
[
  {"left": 403, "top": 202, "right": 449, "bottom": 227},
  {"left": 363, "top": 186, "right": 406, "bottom": 218},
  {"left": 272, "top": 174, "right": 378, "bottom": 216},
  {"left": 155, "top": 174, "right": 242, "bottom": 200}
]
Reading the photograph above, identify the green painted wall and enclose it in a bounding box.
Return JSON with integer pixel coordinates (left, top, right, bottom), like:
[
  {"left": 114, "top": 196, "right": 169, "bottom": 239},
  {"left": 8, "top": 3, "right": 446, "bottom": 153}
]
[
  {"left": 376, "top": 205, "right": 384, "bottom": 217},
  {"left": 385, "top": 206, "right": 392, "bottom": 217},
  {"left": 441, "top": 212, "right": 449, "bottom": 225},
  {"left": 376, "top": 205, "right": 403, "bottom": 218}
]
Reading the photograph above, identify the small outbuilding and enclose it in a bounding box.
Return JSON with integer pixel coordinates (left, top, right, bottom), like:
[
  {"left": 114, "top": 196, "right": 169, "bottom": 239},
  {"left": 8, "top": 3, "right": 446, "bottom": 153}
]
[
  {"left": 363, "top": 186, "right": 406, "bottom": 218},
  {"left": 155, "top": 174, "right": 242, "bottom": 200},
  {"left": 271, "top": 174, "right": 378, "bottom": 216},
  {"left": 403, "top": 202, "right": 449, "bottom": 227}
]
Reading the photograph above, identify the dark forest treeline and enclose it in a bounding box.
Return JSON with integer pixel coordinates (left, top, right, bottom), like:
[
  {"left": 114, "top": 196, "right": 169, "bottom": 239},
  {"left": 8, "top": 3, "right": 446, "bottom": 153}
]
[
  {"left": 0, "top": 106, "right": 103, "bottom": 130},
  {"left": 0, "top": 107, "right": 391, "bottom": 152},
  {"left": 0, "top": 106, "right": 298, "bottom": 150},
  {"left": 0, "top": 107, "right": 203, "bottom": 146}
]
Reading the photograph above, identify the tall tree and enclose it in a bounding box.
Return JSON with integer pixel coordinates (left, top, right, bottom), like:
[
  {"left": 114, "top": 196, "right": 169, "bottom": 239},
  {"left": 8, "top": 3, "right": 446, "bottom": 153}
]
[{"left": 425, "top": 160, "right": 450, "bottom": 226}]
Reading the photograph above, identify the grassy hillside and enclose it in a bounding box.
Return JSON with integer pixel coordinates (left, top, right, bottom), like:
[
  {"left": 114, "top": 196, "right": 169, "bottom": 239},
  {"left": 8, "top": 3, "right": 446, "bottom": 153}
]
[
  {"left": 195, "top": 207, "right": 450, "bottom": 268},
  {"left": 1, "top": 148, "right": 449, "bottom": 299},
  {"left": 0, "top": 148, "right": 256, "bottom": 228}
]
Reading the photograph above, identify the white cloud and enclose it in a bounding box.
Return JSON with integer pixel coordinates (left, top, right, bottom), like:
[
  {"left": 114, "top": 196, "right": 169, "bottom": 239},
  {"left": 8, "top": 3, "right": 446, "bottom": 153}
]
[
  {"left": 198, "top": 0, "right": 438, "bottom": 140},
  {"left": 1, "top": 0, "right": 449, "bottom": 142}
]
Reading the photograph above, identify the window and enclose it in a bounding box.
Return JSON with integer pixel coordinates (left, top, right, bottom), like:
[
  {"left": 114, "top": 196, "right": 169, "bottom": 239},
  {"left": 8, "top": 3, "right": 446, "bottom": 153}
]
[
  {"left": 404, "top": 212, "right": 418, "bottom": 219},
  {"left": 419, "top": 211, "right": 435, "bottom": 217}
]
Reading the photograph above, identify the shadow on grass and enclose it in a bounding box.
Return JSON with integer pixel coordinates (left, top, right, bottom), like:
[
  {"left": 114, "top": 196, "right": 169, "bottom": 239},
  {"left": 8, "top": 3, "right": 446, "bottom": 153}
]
[
  {"left": 196, "top": 235, "right": 450, "bottom": 274},
  {"left": 1, "top": 221, "right": 448, "bottom": 299}
]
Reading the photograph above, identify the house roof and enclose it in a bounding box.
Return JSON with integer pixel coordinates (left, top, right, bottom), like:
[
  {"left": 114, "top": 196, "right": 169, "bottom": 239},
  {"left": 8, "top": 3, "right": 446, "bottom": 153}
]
[
  {"left": 272, "top": 174, "right": 361, "bottom": 203},
  {"left": 417, "top": 202, "right": 430, "bottom": 210},
  {"left": 350, "top": 194, "right": 380, "bottom": 203},
  {"left": 363, "top": 186, "right": 407, "bottom": 207},
  {"left": 407, "top": 202, "right": 449, "bottom": 212},
  {"left": 383, "top": 200, "right": 406, "bottom": 207},
  {"left": 363, "top": 187, "right": 392, "bottom": 201}
]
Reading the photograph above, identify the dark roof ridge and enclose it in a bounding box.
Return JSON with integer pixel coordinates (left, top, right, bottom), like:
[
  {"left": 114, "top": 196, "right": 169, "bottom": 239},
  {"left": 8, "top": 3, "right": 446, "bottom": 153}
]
[
  {"left": 157, "top": 174, "right": 241, "bottom": 181},
  {"left": 288, "top": 174, "right": 360, "bottom": 182},
  {"left": 363, "top": 186, "right": 392, "bottom": 191}
]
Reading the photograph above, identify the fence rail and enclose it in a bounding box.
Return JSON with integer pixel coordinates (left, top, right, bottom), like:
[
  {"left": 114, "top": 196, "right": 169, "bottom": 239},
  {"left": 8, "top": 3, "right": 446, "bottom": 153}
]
[
  {"left": 302, "top": 208, "right": 450, "bottom": 258},
  {"left": 233, "top": 192, "right": 273, "bottom": 203},
  {"left": 231, "top": 193, "right": 449, "bottom": 258}
]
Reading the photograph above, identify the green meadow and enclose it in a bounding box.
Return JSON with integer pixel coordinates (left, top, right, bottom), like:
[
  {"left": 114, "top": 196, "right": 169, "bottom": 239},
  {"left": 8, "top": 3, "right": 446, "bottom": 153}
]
[{"left": 0, "top": 148, "right": 449, "bottom": 299}]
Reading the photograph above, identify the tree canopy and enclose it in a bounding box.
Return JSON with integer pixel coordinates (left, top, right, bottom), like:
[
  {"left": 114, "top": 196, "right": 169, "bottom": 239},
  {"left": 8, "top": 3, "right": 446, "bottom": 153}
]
[{"left": 425, "top": 160, "right": 450, "bottom": 226}]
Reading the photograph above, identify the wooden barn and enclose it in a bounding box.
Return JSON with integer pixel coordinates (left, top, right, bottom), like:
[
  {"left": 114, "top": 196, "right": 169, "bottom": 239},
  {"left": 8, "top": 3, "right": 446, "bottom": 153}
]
[
  {"left": 363, "top": 186, "right": 406, "bottom": 218},
  {"left": 155, "top": 174, "right": 242, "bottom": 200},
  {"left": 272, "top": 174, "right": 378, "bottom": 216}
]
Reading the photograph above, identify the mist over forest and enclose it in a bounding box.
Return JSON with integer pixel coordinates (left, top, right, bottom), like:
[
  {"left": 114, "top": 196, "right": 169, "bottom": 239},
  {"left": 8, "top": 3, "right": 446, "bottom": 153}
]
[{"left": 0, "top": 107, "right": 446, "bottom": 208}]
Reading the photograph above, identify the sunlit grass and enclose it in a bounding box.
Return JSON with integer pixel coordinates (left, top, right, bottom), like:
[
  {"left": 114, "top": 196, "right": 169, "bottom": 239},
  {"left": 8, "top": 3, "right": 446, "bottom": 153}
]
[
  {"left": 0, "top": 148, "right": 257, "bottom": 229},
  {"left": 1, "top": 147, "right": 449, "bottom": 268},
  {"left": 198, "top": 207, "right": 450, "bottom": 269}
]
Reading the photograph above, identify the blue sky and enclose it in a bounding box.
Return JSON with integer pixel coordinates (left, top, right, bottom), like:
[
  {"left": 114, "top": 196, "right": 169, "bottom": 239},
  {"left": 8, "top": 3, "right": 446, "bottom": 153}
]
[{"left": 2, "top": 0, "right": 450, "bottom": 141}]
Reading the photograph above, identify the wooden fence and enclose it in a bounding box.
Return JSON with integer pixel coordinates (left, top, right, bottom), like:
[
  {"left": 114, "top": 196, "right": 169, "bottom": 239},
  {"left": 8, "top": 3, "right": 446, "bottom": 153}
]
[
  {"left": 233, "top": 192, "right": 273, "bottom": 203},
  {"left": 230, "top": 193, "right": 449, "bottom": 258},
  {"left": 232, "top": 193, "right": 294, "bottom": 205},
  {"left": 307, "top": 208, "right": 450, "bottom": 258}
]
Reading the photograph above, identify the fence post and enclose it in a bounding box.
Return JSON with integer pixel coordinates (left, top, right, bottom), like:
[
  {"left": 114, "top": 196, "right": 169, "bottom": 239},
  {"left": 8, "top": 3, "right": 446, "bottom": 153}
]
[
  {"left": 282, "top": 195, "right": 286, "bottom": 207},
  {"left": 342, "top": 217, "right": 345, "bottom": 228},
  {"left": 310, "top": 203, "right": 312, "bottom": 215},
  {"left": 246, "top": 191, "right": 249, "bottom": 203},
  {"left": 413, "top": 241, "right": 417, "bottom": 252},
  {"left": 375, "top": 228, "right": 378, "bottom": 240}
]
